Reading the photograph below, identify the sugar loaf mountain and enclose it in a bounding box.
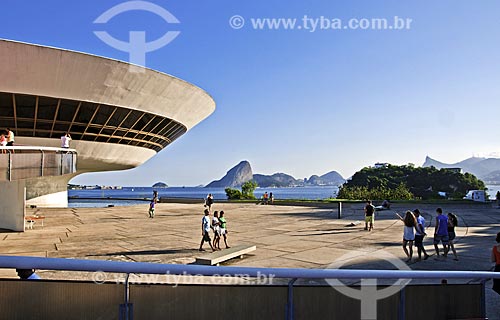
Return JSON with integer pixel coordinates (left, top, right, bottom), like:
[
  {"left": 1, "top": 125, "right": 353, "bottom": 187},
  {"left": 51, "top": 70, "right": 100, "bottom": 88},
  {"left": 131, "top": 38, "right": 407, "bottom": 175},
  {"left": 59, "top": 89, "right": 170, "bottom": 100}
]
[
  {"left": 423, "top": 156, "right": 500, "bottom": 184},
  {"left": 205, "top": 161, "right": 345, "bottom": 188}
]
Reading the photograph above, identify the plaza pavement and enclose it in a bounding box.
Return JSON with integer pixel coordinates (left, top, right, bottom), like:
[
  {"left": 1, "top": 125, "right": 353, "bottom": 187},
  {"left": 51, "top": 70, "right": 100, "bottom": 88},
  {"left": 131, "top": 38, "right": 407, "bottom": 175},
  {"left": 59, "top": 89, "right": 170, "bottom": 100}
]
[{"left": 1, "top": 201, "right": 499, "bottom": 318}]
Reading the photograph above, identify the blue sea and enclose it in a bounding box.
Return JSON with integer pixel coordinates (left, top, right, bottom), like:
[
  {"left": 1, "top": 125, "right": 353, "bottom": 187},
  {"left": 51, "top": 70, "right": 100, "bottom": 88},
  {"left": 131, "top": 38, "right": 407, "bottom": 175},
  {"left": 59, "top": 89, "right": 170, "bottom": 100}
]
[
  {"left": 68, "top": 186, "right": 339, "bottom": 207},
  {"left": 68, "top": 185, "right": 500, "bottom": 208}
]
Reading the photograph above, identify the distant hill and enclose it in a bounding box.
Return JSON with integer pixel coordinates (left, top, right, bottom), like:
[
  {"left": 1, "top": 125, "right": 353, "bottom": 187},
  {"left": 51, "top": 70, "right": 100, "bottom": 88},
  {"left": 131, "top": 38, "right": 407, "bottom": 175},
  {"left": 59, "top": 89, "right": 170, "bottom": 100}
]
[
  {"left": 152, "top": 182, "right": 168, "bottom": 188},
  {"left": 205, "top": 161, "right": 253, "bottom": 188},
  {"left": 253, "top": 173, "right": 301, "bottom": 188},
  {"left": 479, "top": 170, "right": 500, "bottom": 184},
  {"left": 305, "top": 171, "right": 345, "bottom": 186},
  {"left": 205, "top": 160, "right": 344, "bottom": 188},
  {"left": 423, "top": 156, "right": 500, "bottom": 183}
]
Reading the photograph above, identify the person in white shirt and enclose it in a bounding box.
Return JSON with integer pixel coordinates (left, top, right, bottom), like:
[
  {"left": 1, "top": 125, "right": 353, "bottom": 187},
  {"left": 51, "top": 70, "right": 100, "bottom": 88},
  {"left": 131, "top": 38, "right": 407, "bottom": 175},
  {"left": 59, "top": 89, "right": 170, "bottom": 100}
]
[
  {"left": 396, "top": 211, "right": 417, "bottom": 262},
  {"left": 6, "top": 128, "right": 14, "bottom": 146},
  {"left": 0, "top": 132, "right": 7, "bottom": 154},
  {"left": 413, "top": 209, "right": 430, "bottom": 261},
  {"left": 199, "top": 209, "right": 215, "bottom": 252},
  {"left": 61, "top": 132, "right": 72, "bottom": 148},
  {"left": 212, "top": 211, "right": 221, "bottom": 250}
]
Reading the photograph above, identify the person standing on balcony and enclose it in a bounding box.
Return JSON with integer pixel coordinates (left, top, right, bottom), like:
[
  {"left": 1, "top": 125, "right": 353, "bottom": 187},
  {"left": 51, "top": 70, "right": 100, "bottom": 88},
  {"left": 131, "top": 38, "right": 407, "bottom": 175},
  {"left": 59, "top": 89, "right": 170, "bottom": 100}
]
[
  {"left": 61, "top": 132, "right": 72, "bottom": 148},
  {"left": 6, "top": 128, "right": 14, "bottom": 146},
  {"left": 0, "top": 132, "right": 6, "bottom": 153}
]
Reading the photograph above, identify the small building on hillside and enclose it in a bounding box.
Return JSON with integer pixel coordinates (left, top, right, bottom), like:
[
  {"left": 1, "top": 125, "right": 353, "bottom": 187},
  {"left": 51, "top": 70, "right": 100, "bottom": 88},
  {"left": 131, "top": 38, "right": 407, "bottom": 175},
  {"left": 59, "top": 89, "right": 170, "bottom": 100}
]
[{"left": 374, "top": 163, "right": 389, "bottom": 169}]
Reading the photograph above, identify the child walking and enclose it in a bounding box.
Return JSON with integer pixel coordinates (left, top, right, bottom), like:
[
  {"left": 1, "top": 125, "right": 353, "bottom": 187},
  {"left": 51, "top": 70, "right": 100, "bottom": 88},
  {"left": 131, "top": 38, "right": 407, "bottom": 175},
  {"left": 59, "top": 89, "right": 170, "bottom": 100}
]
[{"left": 148, "top": 200, "right": 155, "bottom": 218}]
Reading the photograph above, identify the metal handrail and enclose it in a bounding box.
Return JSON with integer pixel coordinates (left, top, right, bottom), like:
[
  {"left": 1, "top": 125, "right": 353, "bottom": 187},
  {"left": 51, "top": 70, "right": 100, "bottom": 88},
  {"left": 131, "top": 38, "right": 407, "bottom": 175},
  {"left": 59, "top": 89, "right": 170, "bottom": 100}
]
[
  {"left": 1, "top": 255, "right": 499, "bottom": 280},
  {"left": 0, "top": 146, "right": 76, "bottom": 152},
  {"left": 0, "top": 147, "right": 77, "bottom": 181}
]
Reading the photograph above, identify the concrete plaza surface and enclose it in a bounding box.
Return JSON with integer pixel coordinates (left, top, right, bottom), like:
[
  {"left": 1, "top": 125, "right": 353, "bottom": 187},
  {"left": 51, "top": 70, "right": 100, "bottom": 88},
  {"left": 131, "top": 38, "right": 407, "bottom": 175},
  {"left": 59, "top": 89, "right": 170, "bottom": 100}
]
[{"left": 1, "top": 201, "right": 500, "bottom": 318}]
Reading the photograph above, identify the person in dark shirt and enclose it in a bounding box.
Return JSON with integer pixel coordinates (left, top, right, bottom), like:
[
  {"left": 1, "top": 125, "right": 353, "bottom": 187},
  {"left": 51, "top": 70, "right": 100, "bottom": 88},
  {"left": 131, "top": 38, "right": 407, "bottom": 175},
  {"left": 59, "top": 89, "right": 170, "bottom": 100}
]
[
  {"left": 433, "top": 208, "right": 449, "bottom": 259},
  {"left": 205, "top": 194, "right": 214, "bottom": 211},
  {"left": 447, "top": 212, "right": 459, "bottom": 261},
  {"left": 364, "top": 200, "right": 375, "bottom": 231}
]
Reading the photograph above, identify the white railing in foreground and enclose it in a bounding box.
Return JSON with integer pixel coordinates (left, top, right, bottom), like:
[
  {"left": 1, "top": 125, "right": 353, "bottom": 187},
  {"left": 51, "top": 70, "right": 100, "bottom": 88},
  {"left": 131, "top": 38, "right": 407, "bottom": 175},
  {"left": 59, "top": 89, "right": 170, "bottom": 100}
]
[
  {"left": 0, "top": 255, "right": 499, "bottom": 280},
  {"left": 0, "top": 255, "right": 496, "bottom": 320}
]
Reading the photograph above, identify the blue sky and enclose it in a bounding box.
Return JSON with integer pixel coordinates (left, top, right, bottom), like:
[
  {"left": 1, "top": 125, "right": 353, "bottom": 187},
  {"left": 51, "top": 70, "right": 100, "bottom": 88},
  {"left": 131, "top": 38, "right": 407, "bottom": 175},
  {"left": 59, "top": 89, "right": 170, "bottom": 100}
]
[{"left": 2, "top": 0, "right": 500, "bottom": 186}]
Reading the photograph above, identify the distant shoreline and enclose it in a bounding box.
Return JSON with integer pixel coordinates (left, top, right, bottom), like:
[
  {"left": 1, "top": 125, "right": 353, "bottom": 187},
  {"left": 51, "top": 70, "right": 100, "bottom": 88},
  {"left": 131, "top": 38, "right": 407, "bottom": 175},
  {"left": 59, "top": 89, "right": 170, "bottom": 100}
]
[{"left": 68, "top": 196, "right": 495, "bottom": 206}]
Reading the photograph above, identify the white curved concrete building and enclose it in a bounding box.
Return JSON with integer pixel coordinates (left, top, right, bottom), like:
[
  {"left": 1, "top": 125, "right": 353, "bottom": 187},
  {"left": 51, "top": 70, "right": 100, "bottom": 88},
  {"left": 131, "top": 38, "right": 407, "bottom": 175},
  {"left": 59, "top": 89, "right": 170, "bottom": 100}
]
[{"left": 0, "top": 39, "right": 215, "bottom": 207}]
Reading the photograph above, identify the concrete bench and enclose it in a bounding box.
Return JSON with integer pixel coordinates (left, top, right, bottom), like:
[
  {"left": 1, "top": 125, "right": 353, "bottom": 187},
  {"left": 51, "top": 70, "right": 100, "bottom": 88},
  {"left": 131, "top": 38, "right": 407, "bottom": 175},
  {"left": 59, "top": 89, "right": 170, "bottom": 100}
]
[
  {"left": 25, "top": 215, "right": 45, "bottom": 230},
  {"left": 195, "top": 244, "right": 256, "bottom": 266}
]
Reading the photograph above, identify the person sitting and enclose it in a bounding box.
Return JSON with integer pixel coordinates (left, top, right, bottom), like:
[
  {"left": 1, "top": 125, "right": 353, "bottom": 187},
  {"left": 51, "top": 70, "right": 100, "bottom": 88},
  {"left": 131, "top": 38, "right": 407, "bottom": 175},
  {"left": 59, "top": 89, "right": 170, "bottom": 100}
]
[
  {"left": 375, "top": 200, "right": 391, "bottom": 211},
  {"left": 381, "top": 199, "right": 391, "bottom": 209},
  {"left": 263, "top": 192, "right": 269, "bottom": 205}
]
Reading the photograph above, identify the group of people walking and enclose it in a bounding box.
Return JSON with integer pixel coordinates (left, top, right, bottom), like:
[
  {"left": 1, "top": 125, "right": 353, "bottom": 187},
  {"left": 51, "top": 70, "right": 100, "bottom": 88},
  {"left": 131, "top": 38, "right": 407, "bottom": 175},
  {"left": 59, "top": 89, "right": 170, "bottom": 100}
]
[
  {"left": 364, "top": 201, "right": 459, "bottom": 262},
  {"left": 396, "top": 207, "right": 459, "bottom": 262},
  {"left": 200, "top": 194, "right": 230, "bottom": 251}
]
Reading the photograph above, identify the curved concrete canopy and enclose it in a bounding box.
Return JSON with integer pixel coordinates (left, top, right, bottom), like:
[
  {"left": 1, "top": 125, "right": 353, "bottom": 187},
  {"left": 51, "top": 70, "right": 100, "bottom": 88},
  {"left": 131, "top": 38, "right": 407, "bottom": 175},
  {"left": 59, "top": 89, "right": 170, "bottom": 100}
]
[{"left": 0, "top": 39, "right": 215, "bottom": 131}]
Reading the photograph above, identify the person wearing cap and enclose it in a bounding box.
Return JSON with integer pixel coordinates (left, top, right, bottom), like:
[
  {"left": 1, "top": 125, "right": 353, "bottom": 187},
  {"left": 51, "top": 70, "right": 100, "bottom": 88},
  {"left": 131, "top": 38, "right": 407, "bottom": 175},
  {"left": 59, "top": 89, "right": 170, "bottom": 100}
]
[{"left": 413, "top": 209, "right": 429, "bottom": 261}]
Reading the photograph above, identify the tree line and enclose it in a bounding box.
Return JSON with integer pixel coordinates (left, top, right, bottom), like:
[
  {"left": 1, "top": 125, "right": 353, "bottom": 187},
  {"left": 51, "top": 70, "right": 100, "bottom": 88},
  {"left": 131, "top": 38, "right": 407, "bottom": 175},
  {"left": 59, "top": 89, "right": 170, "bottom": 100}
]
[{"left": 337, "top": 165, "right": 486, "bottom": 200}]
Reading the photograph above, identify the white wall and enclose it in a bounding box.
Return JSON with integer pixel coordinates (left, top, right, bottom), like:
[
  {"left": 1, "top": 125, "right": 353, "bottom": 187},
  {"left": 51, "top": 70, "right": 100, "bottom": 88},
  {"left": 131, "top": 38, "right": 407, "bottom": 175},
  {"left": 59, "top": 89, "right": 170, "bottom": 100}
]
[
  {"left": 26, "top": 191, "right": 67, "bottom": 208},
  {"left": 0, "top": 181, "right": 26, "bottom": 231}
]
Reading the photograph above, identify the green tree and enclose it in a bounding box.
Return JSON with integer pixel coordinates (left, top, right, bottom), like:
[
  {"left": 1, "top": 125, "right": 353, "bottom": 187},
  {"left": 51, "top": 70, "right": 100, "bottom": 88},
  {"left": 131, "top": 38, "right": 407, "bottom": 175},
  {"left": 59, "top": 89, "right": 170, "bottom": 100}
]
[
  {"left": 337, "top": 164, "right": 485, "bottom": 200},
  {"left": 225, "top": 188, "right": 242, "bottom": 200},
  {"left": 241, "top": 180, "right": 258, "bottom": 199},
  {"left": 225, "top": 180, "right": 258, "bottom": 200}
]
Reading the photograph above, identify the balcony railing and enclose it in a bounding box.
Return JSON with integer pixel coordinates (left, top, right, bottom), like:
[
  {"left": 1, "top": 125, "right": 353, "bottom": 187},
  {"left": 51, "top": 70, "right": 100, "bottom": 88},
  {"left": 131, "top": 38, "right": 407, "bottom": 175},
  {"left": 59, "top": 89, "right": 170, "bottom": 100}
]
[{"left": 0, "top": 147, "right": 77, "bottom": 181}]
